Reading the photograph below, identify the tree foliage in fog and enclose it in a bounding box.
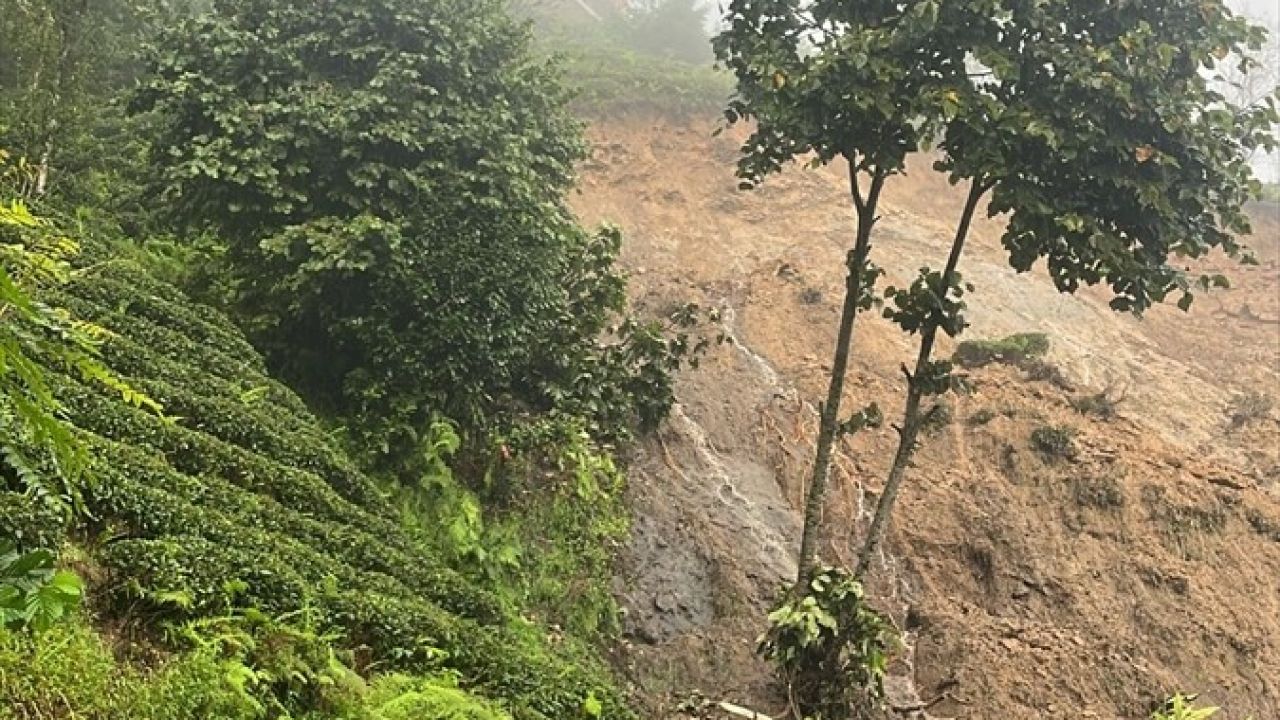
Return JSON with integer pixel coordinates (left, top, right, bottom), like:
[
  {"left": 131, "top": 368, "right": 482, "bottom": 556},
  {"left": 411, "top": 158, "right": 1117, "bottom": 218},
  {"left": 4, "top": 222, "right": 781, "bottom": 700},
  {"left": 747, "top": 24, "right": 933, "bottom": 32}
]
[
  {"left": 134, "top": 0, "right": 695, "bottom": 461},
  {"left": 623, "top": 0, "right": 713, "bottom": 64},
  {"left": 0, "top": 0, "right": 151, "bottom": 204}
]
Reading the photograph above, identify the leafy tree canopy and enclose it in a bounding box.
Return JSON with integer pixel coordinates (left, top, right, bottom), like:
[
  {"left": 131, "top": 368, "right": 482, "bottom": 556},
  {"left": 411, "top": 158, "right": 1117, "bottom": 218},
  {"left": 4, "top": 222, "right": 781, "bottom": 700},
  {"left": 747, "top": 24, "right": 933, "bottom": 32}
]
[
  {"left": 717, "top": 1, "right": 1277, "bottom": 713},
  {"left": 943, "top": 0, "right": 1278, "bottom": 312},
  {"left": 716, "top": 0, "right": 995, "bottom": 185},
  {"left": 134, "top": 0, "right": 689, "bottom": 459}
]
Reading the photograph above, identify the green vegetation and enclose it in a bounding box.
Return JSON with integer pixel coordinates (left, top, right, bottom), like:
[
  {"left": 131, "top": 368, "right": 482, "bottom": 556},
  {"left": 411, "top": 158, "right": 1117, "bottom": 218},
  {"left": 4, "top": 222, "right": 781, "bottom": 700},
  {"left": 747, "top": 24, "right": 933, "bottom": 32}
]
[
  {"left": 1, "top": 615, "right": 525, "bottom": 719},
  {"left": 1, "top": 0, "right": 703, "bottom": 716},
  {"left": 0, "top": 542, "right": 82, "bottom": 632},
  {"left": 133, "top": 0, "right": 703, "bottom": 462},
  {"left": 527, "top": 0, "right": 730, "bottom": 116},
  {"left": 1031, "top": 425, "right": 1079, "bottom": 461},
  {"left": 0, "top": 0, "right": 153, "bottom": 207},
  {"left": 953, "top": 333, "right": 1051, "bottom": 369},
  {"left": 757, "top": 566, "right": 894, "bottom": 720},
  {"left": 2, "top": 244, "right": 635, "bottom": 716},
  {"left": 1152, "top": 694, "right": 1219, "bottom": 720},
  {"left": 1, "top": 0, "right": 1277, "bottom": 716},
  {"left": 563, "top": 46, "right": 732, "bottom": 117}
]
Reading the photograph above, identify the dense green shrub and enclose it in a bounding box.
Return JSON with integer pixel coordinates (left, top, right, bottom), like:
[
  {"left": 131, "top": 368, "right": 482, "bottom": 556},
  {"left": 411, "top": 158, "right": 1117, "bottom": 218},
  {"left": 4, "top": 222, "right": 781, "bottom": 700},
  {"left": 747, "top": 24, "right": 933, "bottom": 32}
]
[
  {"left": 132, "top": 0, "right": 685, "bottom": 459},
  {"left": 1, "top": 190, "right": 160, "bottom": 525},
  {"left": 1031, "top": 425, "right": 1078, "bottom": 461}
]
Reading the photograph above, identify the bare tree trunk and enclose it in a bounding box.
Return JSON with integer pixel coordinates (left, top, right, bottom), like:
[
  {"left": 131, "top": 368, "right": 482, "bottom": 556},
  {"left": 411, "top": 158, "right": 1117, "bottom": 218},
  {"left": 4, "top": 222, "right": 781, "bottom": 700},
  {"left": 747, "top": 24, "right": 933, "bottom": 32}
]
[
  {"left": 34, "top": 142, "right": 51, "bottom": 197},
  {"left": 795, "top": 162, "right": 886, "bottom": 591},
  {"left": 855, "top": 179, "right": 988, "bottom": 579}
]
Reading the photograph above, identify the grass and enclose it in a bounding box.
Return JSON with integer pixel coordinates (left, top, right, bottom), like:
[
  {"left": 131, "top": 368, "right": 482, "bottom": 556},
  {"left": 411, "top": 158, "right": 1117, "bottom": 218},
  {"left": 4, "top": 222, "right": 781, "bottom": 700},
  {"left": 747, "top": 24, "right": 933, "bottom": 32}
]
[
  {"left": 1030, "top": 424, "right": 1078, "bottom": 461},
  {"left": 0, "top": 617, "right": 518, "bottom": 720},
  {"left": 0, "top": 618, "right": 258, "bottom": 720},
  {"left": 954, "top": 332, "right": 1050, "bottom": 369}
]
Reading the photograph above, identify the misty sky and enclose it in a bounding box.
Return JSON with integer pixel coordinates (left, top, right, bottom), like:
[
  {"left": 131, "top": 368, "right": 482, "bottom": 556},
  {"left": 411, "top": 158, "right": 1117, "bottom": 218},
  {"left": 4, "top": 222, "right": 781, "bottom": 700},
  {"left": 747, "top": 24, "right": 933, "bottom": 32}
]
[{"left": 1232, "top": 0, "right": 1279, "bottom": 27}]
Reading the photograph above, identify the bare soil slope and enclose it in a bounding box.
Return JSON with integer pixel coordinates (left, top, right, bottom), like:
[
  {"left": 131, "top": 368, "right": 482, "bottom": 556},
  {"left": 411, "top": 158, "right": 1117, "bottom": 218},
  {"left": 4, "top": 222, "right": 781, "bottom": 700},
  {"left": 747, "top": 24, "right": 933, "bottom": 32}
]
[{"left": 576, "top": 115, "right": 1280, "bottom": 720}]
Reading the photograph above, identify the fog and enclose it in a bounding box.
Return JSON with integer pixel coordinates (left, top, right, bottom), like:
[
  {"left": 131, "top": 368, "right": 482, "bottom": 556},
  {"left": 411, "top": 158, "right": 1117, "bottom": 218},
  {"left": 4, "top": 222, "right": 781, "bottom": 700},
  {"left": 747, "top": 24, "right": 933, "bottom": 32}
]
[{"left": 557, "top": 0, "right": 1278, "bottom": 181}]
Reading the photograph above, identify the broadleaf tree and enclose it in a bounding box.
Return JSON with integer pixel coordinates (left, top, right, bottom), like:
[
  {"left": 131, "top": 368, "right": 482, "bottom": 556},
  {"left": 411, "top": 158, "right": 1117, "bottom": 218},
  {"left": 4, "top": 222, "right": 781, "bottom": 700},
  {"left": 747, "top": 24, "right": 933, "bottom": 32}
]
[
  {"left": 857, "top": 0, "right": 1279, "bottom": 576},
  {"left": 0, "top": 0, "right": 168, "bottom": 205},
  {"left": 714, "top": 0, "right": 995, "bottom": 591},
  {"left": 718, "top": 0, "right": 1276, "bottom": 713},
  {"left": 133, "top": 0, "right": 697, "bottom": 464}
]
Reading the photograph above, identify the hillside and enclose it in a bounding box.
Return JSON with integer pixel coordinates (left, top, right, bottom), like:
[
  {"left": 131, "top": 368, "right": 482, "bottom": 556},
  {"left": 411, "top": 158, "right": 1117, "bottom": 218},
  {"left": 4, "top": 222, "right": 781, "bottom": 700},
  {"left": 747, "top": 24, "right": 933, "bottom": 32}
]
[
  {"left": 1, "top": 256, "right": 632, "bottom": 719},
  {"left": 574, "top": 115, "right": 1280, "bottom": 719}
]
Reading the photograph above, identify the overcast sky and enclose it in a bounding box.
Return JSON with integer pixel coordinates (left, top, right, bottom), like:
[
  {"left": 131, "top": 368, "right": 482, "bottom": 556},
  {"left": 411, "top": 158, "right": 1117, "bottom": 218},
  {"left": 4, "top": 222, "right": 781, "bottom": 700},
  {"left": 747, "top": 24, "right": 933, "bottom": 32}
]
[{"left": 1233, "top": 0, "right": 1279, "bottom": 27}]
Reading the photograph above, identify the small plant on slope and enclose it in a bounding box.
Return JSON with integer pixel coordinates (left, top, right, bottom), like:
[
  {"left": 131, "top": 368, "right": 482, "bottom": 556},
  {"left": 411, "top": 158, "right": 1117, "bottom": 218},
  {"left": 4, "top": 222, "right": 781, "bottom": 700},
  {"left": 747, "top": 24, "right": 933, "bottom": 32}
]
[
  {"left": 1227, "top": 389, "right": 1273, "bottom": 428},
  {"left": 0, "top": 540, "right": 82, "bottom": 633},
  {"left": 1032, "top": 425, "right": 1079, "bottom": 462},
  {"left": 757, "top": 566, "right": 894, "bottom": 720},
  {"left": 1152, "top": 693, "right": 1218, "bottom": 720},
  {"left": 953, "top": 332, "right": 1050, "bottom": 369}
]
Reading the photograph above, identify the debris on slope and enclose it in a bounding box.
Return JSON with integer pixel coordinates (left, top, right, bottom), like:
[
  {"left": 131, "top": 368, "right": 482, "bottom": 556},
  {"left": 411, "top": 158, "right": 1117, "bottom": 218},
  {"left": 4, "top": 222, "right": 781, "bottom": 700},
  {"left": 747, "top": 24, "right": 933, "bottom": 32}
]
[{"left": 576, "top": 113, "right": 1280, "bottom": 719}]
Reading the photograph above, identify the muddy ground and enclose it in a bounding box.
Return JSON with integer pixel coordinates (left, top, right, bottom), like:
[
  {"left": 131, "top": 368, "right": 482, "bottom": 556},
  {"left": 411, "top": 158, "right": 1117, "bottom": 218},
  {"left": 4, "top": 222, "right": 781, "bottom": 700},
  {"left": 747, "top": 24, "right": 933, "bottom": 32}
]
[{"left": 573, "top": 114, "right": 1280, "bottom": 720}]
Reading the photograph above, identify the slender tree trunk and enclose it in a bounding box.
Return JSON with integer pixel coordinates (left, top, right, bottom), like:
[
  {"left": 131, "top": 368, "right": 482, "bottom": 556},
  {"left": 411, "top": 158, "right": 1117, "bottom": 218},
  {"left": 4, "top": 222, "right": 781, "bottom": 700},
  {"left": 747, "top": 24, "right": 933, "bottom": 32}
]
[
  {"left": 856, "top": 179, "right": 988, "bottom": 579},
  {"left": 795, "top": 162, "right": 886, "bottom": 591},
  {"left": 34, "top": 142, "right": 51, "bottom": 197}
]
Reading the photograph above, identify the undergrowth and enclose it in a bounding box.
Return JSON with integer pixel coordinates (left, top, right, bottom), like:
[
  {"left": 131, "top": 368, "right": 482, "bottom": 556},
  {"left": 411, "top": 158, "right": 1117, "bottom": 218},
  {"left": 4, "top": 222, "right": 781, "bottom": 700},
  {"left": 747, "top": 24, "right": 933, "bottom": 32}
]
[
  {"left": 0, "top": 616, "right": 521, "bottom": 720},
  {"left": 0, "top": 255, "right": 636, "bottom": 718}
]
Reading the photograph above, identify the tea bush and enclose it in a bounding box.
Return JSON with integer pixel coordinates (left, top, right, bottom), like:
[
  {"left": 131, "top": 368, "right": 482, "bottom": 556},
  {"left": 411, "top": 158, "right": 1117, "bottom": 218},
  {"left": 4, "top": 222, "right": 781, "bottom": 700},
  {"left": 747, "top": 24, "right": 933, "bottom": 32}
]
[{"left": 1, "top": 255, "right": 636, "bottom": 718}]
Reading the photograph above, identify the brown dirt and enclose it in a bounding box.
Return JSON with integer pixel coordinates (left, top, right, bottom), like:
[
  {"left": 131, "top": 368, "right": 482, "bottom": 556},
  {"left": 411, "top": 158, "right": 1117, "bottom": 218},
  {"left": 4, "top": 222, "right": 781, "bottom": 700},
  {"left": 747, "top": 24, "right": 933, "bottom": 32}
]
[{"left": 575, "top": 114, "right": 1280, "bottom": 720}]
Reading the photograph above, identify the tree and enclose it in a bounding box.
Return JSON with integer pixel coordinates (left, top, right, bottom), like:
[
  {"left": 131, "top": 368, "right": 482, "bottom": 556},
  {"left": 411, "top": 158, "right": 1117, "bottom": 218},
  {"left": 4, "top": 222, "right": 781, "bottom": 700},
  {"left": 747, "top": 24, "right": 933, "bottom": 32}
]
[
  {"left": 133, "top": 0, "right": 695, "bottom": 462},
  {"left": 715, "top": 0, "right": 988, "bottom": 592},
  {"left": 718, "top": 1, "right": 1275, "bottom": 713},
  {"left": 856, "top": 0, "right": 1277, "bottom": 576}
]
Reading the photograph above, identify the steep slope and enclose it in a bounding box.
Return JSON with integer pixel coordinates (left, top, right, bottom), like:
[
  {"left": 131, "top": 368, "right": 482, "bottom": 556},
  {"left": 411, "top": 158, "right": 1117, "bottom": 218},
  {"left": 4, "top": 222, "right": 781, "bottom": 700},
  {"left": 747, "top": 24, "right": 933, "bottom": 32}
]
[
  {"left": 2, "top": 257, "right": 631, "bottom": 719},
  {"left": 576, "top": 115, "right": 1280, "bottom": 719}
]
